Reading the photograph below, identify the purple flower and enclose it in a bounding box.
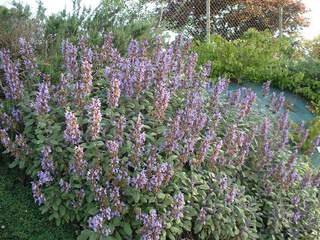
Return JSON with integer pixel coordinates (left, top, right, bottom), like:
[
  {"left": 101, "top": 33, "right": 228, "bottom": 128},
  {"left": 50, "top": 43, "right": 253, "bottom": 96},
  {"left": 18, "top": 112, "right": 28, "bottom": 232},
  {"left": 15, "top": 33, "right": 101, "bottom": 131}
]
[
  {"left": 88, "top": 214, "right": 104, "bottom": 232},
  {"left": 228, "top": 89, "right": 241, "bottom": 106},
  {"left": 262, "top": 81, "right": 271, "bottom": 96},
  {"left": 198, "top": 207, "right": 207, "bottom": 224},
  {"left": 101, "top": 33, "right": 113, "bottom": 61},
  {"left": 132, "top": 170, "right": 148, "bottom": 190},
  {"left": 0, "top": 49, "right": 24, "bottom": 100},
  {"left": 148, "top": 163, "right": 173, "bottom": 192},
  {"left": 171, "top": 193, "right": 185, "bottom": 220},
  {"left": 110, "top": 186, "right": 124, "bottom": 214},
  {"left": 69, "top": 145, "right": 87, "bottom": 176},
  {"left": 292, "top": 210, "right": 301, "bottom": 224},
  {"left": 87, "top": 98, "right": 102, "bottom": 140},
  {"left": 165, "top": 111, "right": 183, "bottom": 152},
  {"left": 18, "top": 37, "right": 37, "bottom": 77},
  {"left": 154, "top": 82, "right": 170, "bottom": 121},
  {"left": 12, "top": 107, "right": 21, "bottom": 122},
  {"left": 301, "top": 171, "right": 312, "bottom": 189},
  {"left": 87, "top": 167, "right": 102, "bottom": 187},
  {"left": 210, "top": 78, "right": 229, "bottom": 109},
  {"left": 271, "top": 92, "right": 285, "bottom": 112},
  {"left": 37, "top": 171, "right": 53, "bottom": 185},
  {"left": 260, "top": 118, "right": 270, "bottom": 140},
  {"left": 197, "top": 131, "right": 214, "bottom": 164},
  {"left": 34, "top": 82, "right": 50, "bottom": 114},
  {"left": 226, "top": 187, "right": 237, "bottom": 204},
  {"left": 115, "top": 116, "right": 126, "bottom": 144},
  {"left": 100, "top": 207, "right": 113, "bottom": 221},
  {"left": 108, "top": 78, "right": 121, "bottom": 108},
  {"left": 131, "top": 113, "right": 145, "bottom": 162},
  {"left": 185, "top": 53, "right": 198, "bottom": 85},
  {"left": 59, "top": 178, "right": 71, "bottom": 193},
  {"left": 137, "top": 209, "right": 163, "bottom": 240},
  {"left": 310, "top": 135, "right": 320, "bottom": 155},
  {"left": 210, "top": 139, "right": 223, "bottom": 165},
  {"left": 31, "top": 181, "right": 45, "bottom": 205},
  {"left": 106, "top": 140, "right": 119, "bottom": 157},
  {"left": 297, "top": 122, "right": 309, "bottom": 149},
  {"left": 61, "top": 40, "right": 78, "bottom": 79},
  {"left": 56, "top": 73, "right": 69, "bottom": 106},
  {"left": 0, "top": 128, "right": 10, "bottom": 149},
  {"left": 238, "top": 88, "right": 256, "bottom": 118},
  {"left": 219, "top": 176, "right": 228, "bottom": 191},
  {"left": 64, "top": 111, "right": 81, "bottom": 144},
  {"left": 312, "top": 171, "right": 320, "bottom": 187},
  {"left": 291, "top": 195, "right": 300, "bottom": 206},
  {"left": 40, "top": 145, "right": 54, "bottom": 173}
]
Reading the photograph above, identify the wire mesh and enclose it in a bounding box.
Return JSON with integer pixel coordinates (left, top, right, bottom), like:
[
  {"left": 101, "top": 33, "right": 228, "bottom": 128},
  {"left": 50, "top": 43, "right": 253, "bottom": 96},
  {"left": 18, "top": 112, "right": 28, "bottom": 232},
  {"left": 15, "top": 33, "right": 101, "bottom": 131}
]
[{"left": 159, "top": 0, "right": 286, "bottom": 40}]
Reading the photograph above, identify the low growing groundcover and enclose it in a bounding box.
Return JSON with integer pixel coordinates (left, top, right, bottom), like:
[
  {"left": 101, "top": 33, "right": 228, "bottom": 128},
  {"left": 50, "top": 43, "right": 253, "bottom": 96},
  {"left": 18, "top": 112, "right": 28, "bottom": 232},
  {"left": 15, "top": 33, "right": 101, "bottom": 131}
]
[{"left": 0, "top": 159, "right": 78, "bottom": 240}]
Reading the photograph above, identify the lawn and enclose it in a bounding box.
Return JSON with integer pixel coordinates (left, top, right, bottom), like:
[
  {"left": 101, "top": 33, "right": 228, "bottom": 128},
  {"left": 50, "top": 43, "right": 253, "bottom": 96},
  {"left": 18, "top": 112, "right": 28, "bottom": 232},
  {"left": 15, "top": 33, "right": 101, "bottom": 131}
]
[{"left": 0, "top": 157, "right": 77, "bottom": 240}]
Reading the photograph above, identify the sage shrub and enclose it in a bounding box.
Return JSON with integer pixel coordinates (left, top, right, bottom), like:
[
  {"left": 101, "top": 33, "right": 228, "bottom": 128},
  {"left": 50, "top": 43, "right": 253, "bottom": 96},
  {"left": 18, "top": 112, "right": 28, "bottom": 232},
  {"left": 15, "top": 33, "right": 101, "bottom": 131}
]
[{"left": 0, "top": 34, "right": 320, "bottom": 240}]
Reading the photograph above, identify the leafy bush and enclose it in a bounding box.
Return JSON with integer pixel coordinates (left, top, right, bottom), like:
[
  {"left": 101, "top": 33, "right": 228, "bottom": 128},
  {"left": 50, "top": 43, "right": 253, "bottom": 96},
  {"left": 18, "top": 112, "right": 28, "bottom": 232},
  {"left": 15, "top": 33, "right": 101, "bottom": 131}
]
[
  {"left": 1, "top": 35, "right": 320, "bottom": 240},
  {"left": 192, "top": 29, "right": 320, "bottom": 112},
  {"left": 289, "top": 57, "right": 320, "bottom": 113}
]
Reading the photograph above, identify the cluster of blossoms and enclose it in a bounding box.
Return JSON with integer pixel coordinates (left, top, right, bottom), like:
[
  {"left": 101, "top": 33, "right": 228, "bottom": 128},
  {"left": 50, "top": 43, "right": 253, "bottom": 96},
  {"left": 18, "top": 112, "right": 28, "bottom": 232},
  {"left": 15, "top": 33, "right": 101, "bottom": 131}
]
[
  {"left": 61, "top": 39, "right": 78, "bottom": 79},
  {"left": 64, "top": 111, "right": 81, "bottom": 144},
  {"left": 0, "top": 50, "right": 24, "bottom": 100},
  {"left": 31, "top": 181, "right": 46, "bottom": 205},
  {"left": 170, "top": 192, "right": 185, "bottom": 220},
  {"left": 87, "top": 98, "right": 102, "bottom": 140},
  {"left": 131, "top": 113, "right": 145, "bottom": 163},
  {"left": 69, "top": 145, "right": 87, "bottom": 177},
  {"left": 77, "top": 37, "right": 93, "bottom": 100},
  {"left": 137, "top": 210, "right": 163, "bottom": 240},
  {"left": 56, "top": 74, "right": 69, "bottom": 106},
  {"left": 88, "top": 213, "right": 112, "bottom": 237},
  {"left": 262, "top": 80, "right": 271, "bottom": 96},
  {"left": 131, "top": 156, "right": 174, "bottom": 192},
  {"left": 18, "top": 37, "right": 37, "bottom": 77},
  {"left": 271, "top": 92, "right": 285, "bottom": 112},
  {"left": 34, "top": 82, "right": 50, "bottom": 114},
  {"left": 107, "top": 77, "right": 121, "bottom": 108},
  {"left": 105, "top": 140, "right": 128, "bottom": 184}
]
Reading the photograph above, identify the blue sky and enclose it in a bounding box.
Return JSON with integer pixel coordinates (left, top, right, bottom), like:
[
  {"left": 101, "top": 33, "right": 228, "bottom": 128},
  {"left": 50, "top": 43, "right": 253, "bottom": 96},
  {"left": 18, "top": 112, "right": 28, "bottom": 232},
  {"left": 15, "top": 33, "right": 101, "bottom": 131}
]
[{"left": 0, "top": 0, "right": 319, "bottom": 39}]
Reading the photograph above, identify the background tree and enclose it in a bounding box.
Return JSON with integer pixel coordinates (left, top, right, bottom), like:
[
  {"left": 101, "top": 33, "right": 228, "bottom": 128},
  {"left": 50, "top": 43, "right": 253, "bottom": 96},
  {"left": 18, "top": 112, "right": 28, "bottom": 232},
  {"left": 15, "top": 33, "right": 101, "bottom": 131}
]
[{"left": 162, "top": 0, "right": 308, "bottom": 39}]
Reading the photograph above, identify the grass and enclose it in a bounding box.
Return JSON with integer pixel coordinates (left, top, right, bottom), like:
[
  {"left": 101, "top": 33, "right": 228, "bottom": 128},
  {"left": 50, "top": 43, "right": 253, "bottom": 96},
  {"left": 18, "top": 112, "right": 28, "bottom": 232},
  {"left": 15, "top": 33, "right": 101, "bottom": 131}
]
[{"left": 0, "top": 156, "right": 78, "bottom": 240}]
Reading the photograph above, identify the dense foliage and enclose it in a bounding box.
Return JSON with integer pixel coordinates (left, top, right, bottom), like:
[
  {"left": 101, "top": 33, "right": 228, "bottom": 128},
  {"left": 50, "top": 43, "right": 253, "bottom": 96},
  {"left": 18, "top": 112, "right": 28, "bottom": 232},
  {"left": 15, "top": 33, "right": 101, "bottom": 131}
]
[
  {"left": 1, "top": 34, "right": 320, "bottom": 240},
  {"left": 193, "top": 29, "right": 320, "bottom": 113}
]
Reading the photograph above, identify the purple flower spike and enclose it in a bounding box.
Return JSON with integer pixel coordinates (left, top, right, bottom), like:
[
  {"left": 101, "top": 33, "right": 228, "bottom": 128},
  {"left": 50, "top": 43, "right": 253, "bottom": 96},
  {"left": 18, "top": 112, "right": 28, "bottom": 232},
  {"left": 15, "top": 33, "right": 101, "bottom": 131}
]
[
  {"left": 87, "top": 98, "right": 102, "bottom": 140},
  {"left": 31, "top": 181, "right": 45, "bottom": 205},
  {"left": 64, "top": 111, "right": 81, "bottom": 145},
  {"left": 262, "top": 81, "right": 271, "bottom": 96},
  {"left": 0, "top": 49, "right": 24, "bottom": 100},
  {"left": 34, "top": 82, "right": 50, "bottom": 114},
  {"left": 137, "top": 209, "right": 163, "bottom": 240},
  {"left": 171, "top": 192, "right": 185, "bottom": 220}
]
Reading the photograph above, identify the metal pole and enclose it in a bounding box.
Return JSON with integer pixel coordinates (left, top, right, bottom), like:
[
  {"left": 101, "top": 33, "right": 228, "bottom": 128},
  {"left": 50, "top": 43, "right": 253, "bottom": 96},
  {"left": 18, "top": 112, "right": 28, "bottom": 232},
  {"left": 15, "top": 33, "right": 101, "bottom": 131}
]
[
  {"left": 206, "top": 0, "right": 211, "bottom": 41},
  {"left": 279, "top": 6, "right": 283, "bottom": 37},
  {"left": 157, "top": 1, "right": 164, "bottom": 28}
]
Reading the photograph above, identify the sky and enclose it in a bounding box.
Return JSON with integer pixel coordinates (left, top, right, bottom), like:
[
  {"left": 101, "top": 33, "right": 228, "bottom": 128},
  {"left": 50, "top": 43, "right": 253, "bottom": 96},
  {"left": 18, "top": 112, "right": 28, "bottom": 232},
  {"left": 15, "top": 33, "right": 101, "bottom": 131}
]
[{"left": 0, "top": 0, "right": 319, "bottom": 39}]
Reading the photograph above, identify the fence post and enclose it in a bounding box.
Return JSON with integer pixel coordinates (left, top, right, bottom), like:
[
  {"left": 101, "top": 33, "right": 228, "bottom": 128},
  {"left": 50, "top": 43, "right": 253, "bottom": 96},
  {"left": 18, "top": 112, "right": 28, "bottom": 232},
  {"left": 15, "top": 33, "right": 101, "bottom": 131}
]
[
  {"left": 279, "top": 6, "right": 283, "bottom": 37},
  {"left": 157, "top": 1, "right": 164, "bottom": 28},
  {"left": 206, "top": 0, "right": 211, "bottom": 42}
]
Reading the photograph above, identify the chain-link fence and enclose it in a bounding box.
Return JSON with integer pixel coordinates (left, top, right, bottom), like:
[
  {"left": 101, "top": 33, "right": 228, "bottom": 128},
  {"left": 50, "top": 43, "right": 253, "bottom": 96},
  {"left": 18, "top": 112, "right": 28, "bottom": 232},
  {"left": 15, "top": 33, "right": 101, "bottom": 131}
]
[{"left": 157, "top": 0, "right": 289, "bottom": 40}]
